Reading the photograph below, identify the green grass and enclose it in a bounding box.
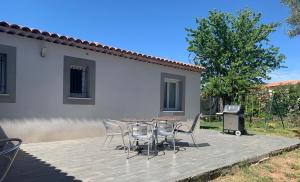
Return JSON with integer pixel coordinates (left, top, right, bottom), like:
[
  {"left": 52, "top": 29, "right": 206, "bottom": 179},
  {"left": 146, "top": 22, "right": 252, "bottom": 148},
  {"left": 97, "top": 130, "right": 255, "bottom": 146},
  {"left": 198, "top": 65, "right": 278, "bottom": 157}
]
[
  {"left": 213, "top": 149, "right": 300, "bottom": 182},
  {"left": 200, "top": 119, "right": 300, "bottom": 138},
  {"left": 262, "top": 163, "right": 276, "bottom": 173},
  {"left": 288, "top": 163, "right": 300, "bottom": 170},
  {"left": 284, "top": 172, "right": 297, "bottom": 179}
]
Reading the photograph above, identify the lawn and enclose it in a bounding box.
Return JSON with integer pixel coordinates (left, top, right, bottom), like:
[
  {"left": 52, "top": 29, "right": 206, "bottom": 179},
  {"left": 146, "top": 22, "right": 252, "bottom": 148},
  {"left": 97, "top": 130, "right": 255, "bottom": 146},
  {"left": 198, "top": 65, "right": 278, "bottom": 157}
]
[
  {"left": 212, "top": 149, "right": 300, "bottom": 182},
  {"left": 200, "top": 119, "right": 300, "bottom": 138},
  {"left": 200, "top": 119, "right": 300, "bottom": 182}
]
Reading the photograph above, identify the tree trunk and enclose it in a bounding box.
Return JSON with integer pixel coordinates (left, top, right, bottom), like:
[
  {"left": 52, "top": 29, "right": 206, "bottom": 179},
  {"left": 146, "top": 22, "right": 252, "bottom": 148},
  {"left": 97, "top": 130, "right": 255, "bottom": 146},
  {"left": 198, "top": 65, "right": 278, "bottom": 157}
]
[{"left": 219, "top": 97, "right": 224, "bottom": 112}]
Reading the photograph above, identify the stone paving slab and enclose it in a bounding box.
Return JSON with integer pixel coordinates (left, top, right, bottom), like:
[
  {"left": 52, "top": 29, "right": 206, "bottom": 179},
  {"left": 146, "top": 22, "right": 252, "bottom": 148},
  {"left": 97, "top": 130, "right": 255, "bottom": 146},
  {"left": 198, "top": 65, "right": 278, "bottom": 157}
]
[{"left": 5, "top": 130, "right": 300, "bottom": 182}]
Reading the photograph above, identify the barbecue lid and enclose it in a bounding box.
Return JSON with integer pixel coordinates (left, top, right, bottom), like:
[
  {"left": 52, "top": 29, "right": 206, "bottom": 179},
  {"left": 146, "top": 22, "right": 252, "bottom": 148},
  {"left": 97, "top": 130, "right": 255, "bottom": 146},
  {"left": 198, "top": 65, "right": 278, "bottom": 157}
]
[{"left": 223, "top": 105, "right": 241, "bottom": 113}]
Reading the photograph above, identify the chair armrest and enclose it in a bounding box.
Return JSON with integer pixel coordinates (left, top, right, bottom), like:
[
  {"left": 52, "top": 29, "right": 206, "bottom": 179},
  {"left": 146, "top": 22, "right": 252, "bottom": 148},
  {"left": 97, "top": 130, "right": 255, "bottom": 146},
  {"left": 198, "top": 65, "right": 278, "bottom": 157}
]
[
  {"left": 104, "top": 120, "right": 119, "bottom": 126},
  {"left": 175, "top": 123, "right": 190, "bottom": 131},
  {"left": 174, "top": 123, "right": 183, "bottom": 129},
  {"left": 104, "top": 119, "right": 128, "bottom": 135},
  {"left": 0, "top": 138, "right": 22, "bottom": 156}
]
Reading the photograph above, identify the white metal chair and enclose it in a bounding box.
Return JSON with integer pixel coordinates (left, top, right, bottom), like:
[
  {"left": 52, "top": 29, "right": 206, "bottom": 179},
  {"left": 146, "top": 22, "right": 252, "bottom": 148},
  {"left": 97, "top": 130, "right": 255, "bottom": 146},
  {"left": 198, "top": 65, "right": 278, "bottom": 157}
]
[
  {"left": 175, "top": 113, "right": 201, "bottom": 147},
  {"left": 156, "top": 121, "right": 176, "bottom": 153},
  {"left": 127, "top": 123, "right": 154, "bottom": 159},
  {"left": 102, "top": 119, "right": 128, "bottom": 152},
  {"left": 0, "top": 138, "right": 22, "bottom": 182}
]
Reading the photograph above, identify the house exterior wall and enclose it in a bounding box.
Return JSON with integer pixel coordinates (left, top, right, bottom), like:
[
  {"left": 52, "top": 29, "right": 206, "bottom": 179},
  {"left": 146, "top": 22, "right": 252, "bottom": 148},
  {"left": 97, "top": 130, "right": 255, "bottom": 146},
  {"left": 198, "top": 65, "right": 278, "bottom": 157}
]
[{"left": 0, "top": 33, "right": 201, "bottom": 143}]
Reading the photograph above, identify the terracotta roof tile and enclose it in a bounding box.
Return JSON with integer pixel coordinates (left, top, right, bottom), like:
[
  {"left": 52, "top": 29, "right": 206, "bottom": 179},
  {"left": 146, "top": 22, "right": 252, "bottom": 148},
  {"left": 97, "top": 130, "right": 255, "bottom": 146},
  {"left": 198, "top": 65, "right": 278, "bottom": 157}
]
[
  {"left": 0, "top": 20, "right": 204, "bottom": 72},
  {"left": 89, "top": 42, "right": 96, "bottom": 46},
  {"left": 42, "top": 31, "right": 50, "bottom": 36},
  {"left": 21, "top": 27, "right": 31, "bottom": 32},
  {"left": 10, "top": 24, "right": 20, "bottom": 29},
  {"left": 0, "top": 22, "right": 9, "bottom": 27},
  {"left": 32, "top": 29, "right": 41, "bottom": 34}
]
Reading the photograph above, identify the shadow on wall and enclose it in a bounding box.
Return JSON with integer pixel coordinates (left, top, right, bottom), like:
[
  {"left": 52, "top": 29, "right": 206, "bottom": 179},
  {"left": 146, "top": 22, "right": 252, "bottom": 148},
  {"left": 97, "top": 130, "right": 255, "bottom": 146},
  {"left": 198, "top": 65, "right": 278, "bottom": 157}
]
[
  {"left": 0, "top": 116, "right": 197, "bottom": 143},
  {"left": 0, "top": 117, "right": 106, "bottom": 143},
  {"left": 5, "top": 150, "right": 81, "bottom": 182}
]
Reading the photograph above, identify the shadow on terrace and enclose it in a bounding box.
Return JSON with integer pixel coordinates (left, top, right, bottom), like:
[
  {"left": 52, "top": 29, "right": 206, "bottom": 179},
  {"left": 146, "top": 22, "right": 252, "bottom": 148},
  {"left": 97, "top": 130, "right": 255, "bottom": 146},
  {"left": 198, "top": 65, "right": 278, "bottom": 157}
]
[{"left": 0, "top": 127, "right": 80, "bottom": 182}]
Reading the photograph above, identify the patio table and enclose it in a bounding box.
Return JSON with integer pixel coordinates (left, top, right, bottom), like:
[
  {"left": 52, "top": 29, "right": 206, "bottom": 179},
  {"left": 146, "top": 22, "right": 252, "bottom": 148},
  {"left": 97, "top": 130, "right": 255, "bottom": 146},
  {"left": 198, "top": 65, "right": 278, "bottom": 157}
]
[
  {"left": 121, "top": 118, "right": 153, "bottom": 123},
  {"left": 121, "top": 116, "right": 187, "bottom": 155},
  {"left": 153, "top": 116, "right": 186, "bottom": 123},
  {"left": 121, "top": 116, "right": 187, "bottom": 123}
]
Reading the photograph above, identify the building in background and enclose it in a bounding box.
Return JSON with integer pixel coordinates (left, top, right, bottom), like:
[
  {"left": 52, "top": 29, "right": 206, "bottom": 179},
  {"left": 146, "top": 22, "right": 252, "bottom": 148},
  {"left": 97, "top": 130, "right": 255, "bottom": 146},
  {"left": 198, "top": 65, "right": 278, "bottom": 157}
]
[{"left": 266, "top": 80, "right": 300, "bottom": 91}]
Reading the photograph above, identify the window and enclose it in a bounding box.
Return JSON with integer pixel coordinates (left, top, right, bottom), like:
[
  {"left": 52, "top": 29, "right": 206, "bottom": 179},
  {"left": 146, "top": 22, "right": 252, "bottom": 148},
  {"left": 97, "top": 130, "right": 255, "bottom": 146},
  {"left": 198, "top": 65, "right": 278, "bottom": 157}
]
[
  {"left": 160, "top": 73, "right": 185, "bottom": 114},
  {"left": 164, "top": 79, "right": 180, "bottom": 110},
  {"left": 63, "top": 56, "right": 95, "bottom": 105},
  {"left": 0, "top": 54, "right": 7, "bottom": 94},
  {"left": 0, "top": 44, "right": 16, "bottom": 103},
  {"left": 70, "top": 65, "right": 88, "bottom": 98}
]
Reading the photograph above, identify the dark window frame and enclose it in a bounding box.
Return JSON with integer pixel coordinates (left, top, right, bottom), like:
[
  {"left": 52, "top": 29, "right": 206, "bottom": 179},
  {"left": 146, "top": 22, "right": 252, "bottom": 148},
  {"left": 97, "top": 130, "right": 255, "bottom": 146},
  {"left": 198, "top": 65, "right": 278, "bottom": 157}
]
[
  {"left": 0, "top": 44, "right": 16, "bottom": 103},
  {"left": 63, "top": 56, "right": 95, "bottom": 105},
  {"left": 0, "top": 53, "right": 7, "bottom": 94},
  {"left": 69, "top": 65, "right": 89, "bottom": 98},
  {"left": 160, "top": 73, "right": 185, "bottom": 116}
]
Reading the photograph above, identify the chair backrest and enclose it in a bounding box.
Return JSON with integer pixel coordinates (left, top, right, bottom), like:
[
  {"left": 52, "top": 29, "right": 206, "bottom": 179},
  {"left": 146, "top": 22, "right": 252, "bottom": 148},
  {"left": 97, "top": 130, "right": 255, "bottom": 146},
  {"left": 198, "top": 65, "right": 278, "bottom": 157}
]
[
  {"left": 0, "top": 138, "right": 22, "bottom": 182},
  {"left": 128, "top": 123, "right": 151, "bottom": 138},
  {"left": 103, "top": 120, "right": 121, "bottom": 134},
  {"left": 103, "top": 120, "right": 114, "bottom": 129},
  {"left": 157, "top": 122, "right": 174, "bottom": 133},
  {"left": 189, "top": 113, "right": 201, "bottom": 133}
]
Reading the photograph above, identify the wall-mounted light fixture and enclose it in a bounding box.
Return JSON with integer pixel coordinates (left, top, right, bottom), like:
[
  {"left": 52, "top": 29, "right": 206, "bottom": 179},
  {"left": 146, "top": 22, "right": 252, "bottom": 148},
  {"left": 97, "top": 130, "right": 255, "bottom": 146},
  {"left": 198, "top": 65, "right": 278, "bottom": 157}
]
[{"left": 40, "top": 47, "right": 47, "bottom": 57}]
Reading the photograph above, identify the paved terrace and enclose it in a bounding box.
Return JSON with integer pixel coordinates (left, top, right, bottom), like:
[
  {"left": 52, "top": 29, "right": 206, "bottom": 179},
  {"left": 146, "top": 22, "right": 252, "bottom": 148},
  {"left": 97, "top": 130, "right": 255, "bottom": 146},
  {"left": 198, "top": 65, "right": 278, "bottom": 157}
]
[{"left": 6, "top": 130, "right": 300, "bottom": 182}]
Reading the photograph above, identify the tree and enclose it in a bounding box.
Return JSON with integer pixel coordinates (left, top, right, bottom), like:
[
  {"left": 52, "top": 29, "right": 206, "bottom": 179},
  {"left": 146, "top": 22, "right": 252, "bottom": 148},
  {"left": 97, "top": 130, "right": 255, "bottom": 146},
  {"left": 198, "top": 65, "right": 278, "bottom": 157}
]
[
  {"left": 186, "top": 9, "right": 285, "bottom": 104},
  {"left": 272, "top": 83, "right": 300, "bottom": 126},
  {"left": 282, "top": 0, "right": 300, "bottom": 37}
]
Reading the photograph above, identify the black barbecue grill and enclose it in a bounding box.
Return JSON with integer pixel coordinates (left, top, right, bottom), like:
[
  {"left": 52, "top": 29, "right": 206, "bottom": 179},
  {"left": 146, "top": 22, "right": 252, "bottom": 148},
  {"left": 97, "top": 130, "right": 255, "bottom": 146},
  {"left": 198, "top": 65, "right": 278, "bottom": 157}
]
[{"left": 217, "top": 105, "right": 246, "bottom": 136}]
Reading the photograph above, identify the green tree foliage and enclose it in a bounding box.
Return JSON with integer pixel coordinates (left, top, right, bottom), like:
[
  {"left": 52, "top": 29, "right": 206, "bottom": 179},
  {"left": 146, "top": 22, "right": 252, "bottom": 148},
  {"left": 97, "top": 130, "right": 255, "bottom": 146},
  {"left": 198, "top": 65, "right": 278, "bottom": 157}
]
[
  {"left": 186, "top": 9, "right": 285, "bottom": 103},
  {"left": 246, "top": 83, "right": 300, "bottom": 126},
  {"left": 272, "top": 83, "right": 300, "bottom": 126},
  {"left": 282, "top": 0, "right": 300, "bottom": 37}
]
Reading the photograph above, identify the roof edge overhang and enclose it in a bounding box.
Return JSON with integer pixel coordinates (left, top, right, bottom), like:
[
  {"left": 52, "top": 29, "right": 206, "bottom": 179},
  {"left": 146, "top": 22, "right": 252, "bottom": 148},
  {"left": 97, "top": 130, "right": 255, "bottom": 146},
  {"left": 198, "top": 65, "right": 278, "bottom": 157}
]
[{"left": 0, "top": 21, "right": 204, "bottom": 73}]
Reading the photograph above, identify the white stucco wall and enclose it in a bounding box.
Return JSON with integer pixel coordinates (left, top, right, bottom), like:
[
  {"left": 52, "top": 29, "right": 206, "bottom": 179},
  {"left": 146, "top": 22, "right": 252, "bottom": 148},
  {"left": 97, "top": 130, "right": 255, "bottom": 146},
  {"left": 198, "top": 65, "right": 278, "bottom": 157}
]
[{"left": 0, "top": 33, "right": 201, "bottom": 143}]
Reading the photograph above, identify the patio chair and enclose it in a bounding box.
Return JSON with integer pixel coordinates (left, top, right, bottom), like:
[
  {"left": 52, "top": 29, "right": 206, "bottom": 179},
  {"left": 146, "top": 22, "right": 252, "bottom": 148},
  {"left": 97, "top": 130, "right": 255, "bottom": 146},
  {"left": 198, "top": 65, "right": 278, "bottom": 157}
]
[
  {"left": 0, "top": 138, "right": 22, "bottom": 182},
  {"left": 156, "top": 121, "right": 176, "bottom": 153},
  {"left": 127, "top": 123, "right": 154, "bottom": 159},
  {"left": 175, "top": 113, "right": 201, "bottom": 147},
  {"left": 102, "top": 119, "right": 128, "bottom": 152}
]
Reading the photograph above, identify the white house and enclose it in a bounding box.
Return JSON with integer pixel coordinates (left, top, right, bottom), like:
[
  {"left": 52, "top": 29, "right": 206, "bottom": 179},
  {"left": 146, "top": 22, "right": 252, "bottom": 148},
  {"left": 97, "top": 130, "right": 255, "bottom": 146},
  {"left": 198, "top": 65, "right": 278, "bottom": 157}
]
[{"left": 0, "top": 21, "right": 203, "bottom": 143}]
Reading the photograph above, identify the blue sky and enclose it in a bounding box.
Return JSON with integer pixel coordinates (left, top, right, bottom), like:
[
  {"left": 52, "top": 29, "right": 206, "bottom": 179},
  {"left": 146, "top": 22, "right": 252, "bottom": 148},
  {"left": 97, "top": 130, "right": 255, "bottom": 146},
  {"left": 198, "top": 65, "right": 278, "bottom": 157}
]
[{"left": 1, "top": 0, "right": 299, "bottom": 82}]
